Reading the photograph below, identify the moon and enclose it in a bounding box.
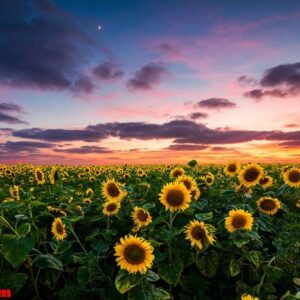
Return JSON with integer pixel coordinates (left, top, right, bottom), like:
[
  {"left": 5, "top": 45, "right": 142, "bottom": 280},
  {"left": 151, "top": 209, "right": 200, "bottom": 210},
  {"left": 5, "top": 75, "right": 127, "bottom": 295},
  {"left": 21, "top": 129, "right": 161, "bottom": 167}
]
[{"left": 98, "top": 25, "right": 102, "bottom": 31}]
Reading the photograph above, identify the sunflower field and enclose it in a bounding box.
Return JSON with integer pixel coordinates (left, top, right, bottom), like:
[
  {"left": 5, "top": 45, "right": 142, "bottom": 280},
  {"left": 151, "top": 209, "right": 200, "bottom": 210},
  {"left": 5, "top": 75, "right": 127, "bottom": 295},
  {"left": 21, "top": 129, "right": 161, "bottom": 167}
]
[{"left": 0, "top": 161, "right": 300, "bottom": 300}]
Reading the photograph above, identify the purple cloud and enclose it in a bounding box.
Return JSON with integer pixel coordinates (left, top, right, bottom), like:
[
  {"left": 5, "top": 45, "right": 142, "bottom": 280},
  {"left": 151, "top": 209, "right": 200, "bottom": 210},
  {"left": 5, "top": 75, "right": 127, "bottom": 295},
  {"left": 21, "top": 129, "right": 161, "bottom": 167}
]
[
  {"left": 92, "top": 62, "right": 124, "bottom": 80},
  {"left": 167, "top": 144, "right": 208, "bottom": 151},
  {"left": 54, "top": 145, "right": 113, "bottom": 154},
  {"left": 127, "top": 63, "right": 169, "bottom": 90},
  {"left": 188, "top": 112, "right": 208, "bottom": 120},
  {"left": 194, "top": 98, "right": 237, "bottom": 110},
  {"left": 0, "top": 102, "right": 27, "bottom": 124}
]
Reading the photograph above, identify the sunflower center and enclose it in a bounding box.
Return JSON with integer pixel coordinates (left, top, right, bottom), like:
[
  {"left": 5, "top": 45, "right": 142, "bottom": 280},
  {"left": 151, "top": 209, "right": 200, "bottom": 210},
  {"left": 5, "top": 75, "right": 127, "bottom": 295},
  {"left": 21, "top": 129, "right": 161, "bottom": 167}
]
[
  {"left": 106, "top": 203, "right": 117, "bottom": 212},
  {"left": 182, "top": 180, "right": 192, "bottom": 190},
  {"left": 166, "top": 189, "right": 184, "bottom": 207},
  {"left": 259, "top": 177, "right": 269, "bottom": 185},
  {"left": 244, "top": 167, "right": 259, "bottom": 182},
  {"left": 288, "top": 170, "right": 300, "bottom": 183},
  {"left": 260, "top": 199, "right": 276, "bottom": 211},
  {"left": 232, "top": 215, "right": 246, "bottom": 228},
  {"left": 191, "top": 226, "right": 206, "bottom": 242},
  {"left": 56, "top": 222, "right": 64, "bottom": 235},
  {"left": 173, "top": 170, "right": 183, "bottom": 177},
  {"left": 228, "top": 164, "right": 237, "bottom": 172},
  {"left": 37, "top": 171, "right": 43, "bottom": 181},
  {"left": 137, "top": 210, "right": 148, "bottom": 222},
  {"left": 206, "top": 177, "right": 212, "bottom": 183},
  {"left": 107, "top": 183, "right": 120, "bottom": 197},
  {"left": 124, "top": 244, "right": 145, "bottom": 265}
]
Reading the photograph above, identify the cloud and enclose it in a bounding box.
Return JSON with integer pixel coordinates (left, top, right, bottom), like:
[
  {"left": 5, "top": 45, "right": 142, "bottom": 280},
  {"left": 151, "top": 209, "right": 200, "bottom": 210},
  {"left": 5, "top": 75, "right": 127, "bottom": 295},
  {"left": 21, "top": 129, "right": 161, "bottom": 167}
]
[
  {"left": 167, "top": 144, "right": 208, "bottom": 151},
  {"left": 92, "top": 62, "right": 124, "bottom": 80},
  {"left": 278, "top": 140, "right": 300, "bottom": 147},
  {"left": 12, "top": 119, "right": 300, "bottom": 146},
  {"left": 285, "top": 123, "right": 298, "bottom": 128},
  {"left": 54, "top": 145, "right": 113, "bottom": 154},
  {"left": 0, "top": 141, "right": 54, "bottom": 153},
  {"left": 188, "top": 112, "right": 208, "bottom": 120},
  {"left": 237, "top": 75, "right": 257, "bottom": 86},
  {"left": 127, "top": 63, "right": 170, "bottom": 90},
  {"left": 194, "top": 98, "right": 237, "bottom": 110},
  {"left": 243, "top": 62, "right": 300, "bottom": 99},
  {"left": 0, "top": 102, "right": 28, "bottom": 124},
  {"left": 0, "top": 0, "right": 101, "bottom": 94}
]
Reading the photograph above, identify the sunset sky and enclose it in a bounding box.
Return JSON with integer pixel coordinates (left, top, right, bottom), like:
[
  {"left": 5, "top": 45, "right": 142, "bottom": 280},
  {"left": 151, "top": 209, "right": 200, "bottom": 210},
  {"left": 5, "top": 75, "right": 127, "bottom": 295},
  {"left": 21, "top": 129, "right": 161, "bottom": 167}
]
[{"left": 0, "top": 0, "right": 300, "bottom": 164}]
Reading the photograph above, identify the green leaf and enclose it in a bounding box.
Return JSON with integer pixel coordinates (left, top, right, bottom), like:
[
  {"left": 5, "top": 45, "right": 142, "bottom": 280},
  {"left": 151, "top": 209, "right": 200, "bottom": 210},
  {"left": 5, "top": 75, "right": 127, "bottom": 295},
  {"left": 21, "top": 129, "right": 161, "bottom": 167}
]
[
  {"left": 14, "top": 214, "right": 28, "bottom": 220},
  {"left": 33, "top": 254, "right": 64, "bottom": 271},
  {"left": 188, "top": 160, "right": 197, "bottom": 168},
  {"left": 158, "top": 257, "right": 184, "bottom": 285},
  {"left": 195, "top": 212, "right": 213, "bottom": 221},
  {"left": 146, "top": 270, "right": 160, "bottom": 282},
  {"left": 0, "top": 272, "right": 27, "bottom": 293},
  {"left": 17, "top": 223, "right": 31, "bottom": 237},
  {"left": 246, "top": 251, "right": 261, "bottom": 268},
  {"left": 128, "top": 284, "right": 170, "bottom": 300},
  {"left": 196, "top": 251, "right": 219, "bottom": 278},
  {"left": 0, "top": 234, "right": 34, "bottom": 268},
  {"left": 115, "top": 270, "right": 144, "bottom": 294},
  {"left": 229, "top": 259, "right": 241, "bottom": 277}
]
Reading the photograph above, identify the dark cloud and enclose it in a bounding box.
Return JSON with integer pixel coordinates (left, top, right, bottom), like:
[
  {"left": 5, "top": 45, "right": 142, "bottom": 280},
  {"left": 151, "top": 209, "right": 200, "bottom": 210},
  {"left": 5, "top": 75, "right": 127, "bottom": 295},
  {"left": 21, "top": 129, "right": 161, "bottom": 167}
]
[
  {"left": 0, "top": 0, "right": 100, "bottom": 94},
  {"left": 127, "top": 63, "right": 169, "bottom": 90},
  {"left": 12, "top": 119, "right": 300, "bottom": 146},
  {"left": 243, "top": 62, "right": 300, "bottom": 99},
  {"left": 167, "top": 144, "right": 208, "bottom": 151},
  {"left": 92, "top": 62, "right": 124, "bottom": 80},
  {"left": 278, "top": 140, "right": 300, "bottom": 147},
  {"left": 0, "top": 102, "right": 27, "bottom": 124},
  {"left": 157, "top": 42, "right": 180, "bottom": 55},
  {"left": 0, "top": 141, "right": 54, "bottom": 153},
  {"left": 285, "top": 123, "right": 298, "bottom": 128},
  {"left": 188, "top": 112, "right": 208, "bottom": 120},
  {"left": 210, "top": 146, "right": 232, "bottom": 151},
  {"left": 243, "top": 88, "right": 289, "bottom": 100},
  {"left": 54, "top": 145, "right": 113, "bottom": 154},
  {"left": 194, "top": 98, "right": 237, "bottom": 110}
]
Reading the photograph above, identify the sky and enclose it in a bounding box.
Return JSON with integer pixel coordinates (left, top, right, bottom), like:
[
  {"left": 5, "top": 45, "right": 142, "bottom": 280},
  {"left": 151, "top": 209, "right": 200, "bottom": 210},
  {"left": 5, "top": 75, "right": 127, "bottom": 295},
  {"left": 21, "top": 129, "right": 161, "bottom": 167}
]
[{"left": 0, "top": 0, "right": 300, "bottom": 165}]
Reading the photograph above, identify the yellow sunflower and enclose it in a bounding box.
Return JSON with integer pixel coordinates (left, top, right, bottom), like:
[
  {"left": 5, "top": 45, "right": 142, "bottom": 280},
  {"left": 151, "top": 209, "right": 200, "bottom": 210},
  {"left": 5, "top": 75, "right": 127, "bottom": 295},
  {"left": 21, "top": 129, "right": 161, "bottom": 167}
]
[
  {"left": 170, "top": 167, "right": 185, "bottom": 178},
  {"left": 176, "top": 175, "right": 197, "bottom": 191},
  {"left": 131, "top": 207, "right": 152, "bottom": 227},
  {"left": 224, "top": 161, "right": 241, "bottom": 177},
  {"left": 225, "top": 209, "right": 254, "bottom": 233},
  {"left": 205, "top": 173, "right": 214, "bottom": 186},
  {"left": 137, "top": 169, "right": 145, "bottom": 177},
  {"left": 296, "top": 199, "right": 300, "bottom": 208},
  {"left": 34, "top": 167, "right": 45, "bottom": 185},
  {"left": 185, "top": 220, "right": 215, "bottom": 250},
  {"left": 103, "top": 201, "right": 121, "bottom": 216},
  {"left": 114, "top": 235, "right": 154, "bottom": 274},
  {"left": 9, "top": 185, "right": 20, "bottom": 200},
  {"left": 241, "top": 294, "right": 259, "bottom": 300},
  {"left": 51, "top": 218, "right": 67, "bottom": 241},
  {"left": 159, "top": 182, "right": 191, "bottom": 212},
  {"left": 283, "top": 167, "right": 300, "bottom": 188},
  {"left": 259, "top": 175, "right": 273, "bottom": 189},
  {"left": 86, "top": 188, "right": 94, "bottom": 196},
  {"left": 256, "top": 197, "right": 281, "bottom": 215},
  {"left": 191, "top": 186, "right": 201, "bottom": 200},
  {"left": 238, "top": 163, "right": 264, "bottom": 188},
  {"left": 101, "top": 178, "right": 126, "bottom": 202},
  {"left": 49, "top": 167, "right": 58, "bottom": 184}
]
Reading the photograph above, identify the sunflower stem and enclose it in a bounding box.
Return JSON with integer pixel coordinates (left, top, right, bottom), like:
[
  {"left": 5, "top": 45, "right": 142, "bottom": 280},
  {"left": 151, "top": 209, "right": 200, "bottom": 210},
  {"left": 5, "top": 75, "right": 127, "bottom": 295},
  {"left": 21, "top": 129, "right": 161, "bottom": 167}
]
[{"left": 69, "top": 225, "right": 88, "bottom": 254}]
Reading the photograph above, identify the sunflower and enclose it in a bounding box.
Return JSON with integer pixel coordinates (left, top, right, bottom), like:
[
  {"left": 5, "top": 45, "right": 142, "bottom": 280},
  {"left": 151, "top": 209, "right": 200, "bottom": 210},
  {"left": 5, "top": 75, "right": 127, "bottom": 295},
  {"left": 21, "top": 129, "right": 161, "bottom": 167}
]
[
  {"left": 131, "top": 207, "right": 152, "bottom": 227},
  {"left": 191, "top": 186, "right": 201, "bottom": 200},
  {"left": 296, "top": 199, "right": 300, "bottom": 208},
  {"left": 51, "top": 218, "right": 67, "bottom": 241},
  {"left": 137, "top": 169, "right": 145, "bottom": 177},
  {"left": 225, "top": 209, "right": 254, "bottom": 233},
  {"left": 34, "top": 167, "right": 45, "bottom": 185},
  {"left": 101, "top": 178, "right": 126, "bottom": 202},
  {"left": 159, "top": 182, "right": 191, "bottom": 212},
  {"left": 224, "top": 161, "right": 241, "bottom": 177},
  {"left": 241, "top": 294, "right": 259, "bottom": 300},
  {"left": 114, "top": 235, "right": 154, "bottom": 274},
  {"left": 9, "top": 185, "right": 20, "bottom": 200},
  {"left": 103, "top": 201, "right": 121, "bottom": 216},
  {"left": 86, "top": 188, "right": 94, "bottom": 196},
  {"left": 185, "top": 220, "right": 215, "bottom": 250},
  {"left": 256, "top": 197, "right": 281, "bottom": 215},
  {"left": 49, "top": 167, "right": 58, "bottom": 184},
  {"left": 259, "top": 175, "right": 273, "bottom": 189},
  {"left": 176, "top": 175, "right": 197, "bottom": 191},
  {"left": 205, "top": 173, "right": 214, "bottom": 186},
  {"left": 283, "top": 167, "right": 300, "bottom": 188},
  {"left": 83, "top": 198, "right": 92, "bottom": 204},
  {"left": 238, "top": 163, "right": 263, "bottom": 188},
  {"left": 170, "top": 167, "right": 185, "bottom": 178}
]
